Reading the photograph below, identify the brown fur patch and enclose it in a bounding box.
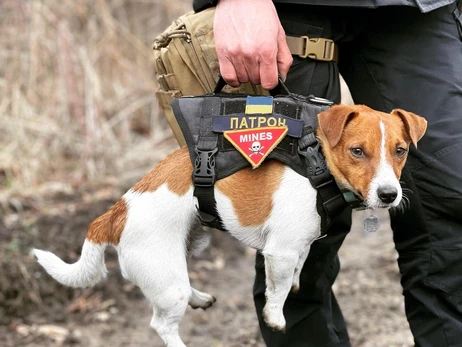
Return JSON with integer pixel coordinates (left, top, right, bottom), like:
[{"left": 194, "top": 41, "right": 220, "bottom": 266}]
[
  {"left": 87, "top": 147, "right": 192, "bottom": 245},
  {"left": 86, "top": 198, "right": 127, "bottom": 245},
  {"left": 132, "top": 147, "right": 192, "bottom": 196},
  {"left": 216, "top": 160, "right": 285, "bottom": 227}
]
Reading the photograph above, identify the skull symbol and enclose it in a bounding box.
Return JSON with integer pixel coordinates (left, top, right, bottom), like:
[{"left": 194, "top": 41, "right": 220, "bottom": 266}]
[
  {"left": 252, "top": 141, "right": 262, "bottom": 153},
  {"left": 249, "top": 141, "right": 264, "bottom": 156}
]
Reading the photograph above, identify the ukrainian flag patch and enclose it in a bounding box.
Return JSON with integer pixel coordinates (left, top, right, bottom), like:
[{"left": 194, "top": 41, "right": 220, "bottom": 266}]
[{"left": 245, "top": 96, "right": 273, "bottom": 114}]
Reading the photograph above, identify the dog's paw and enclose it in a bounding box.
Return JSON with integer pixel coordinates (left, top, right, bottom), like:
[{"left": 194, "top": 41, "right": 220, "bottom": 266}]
[
  {"left": 290, "top": 283, "right": 300, "bottom": 293},
  {"left": 189, "top": 288, "right": 216, "bottom": 310},
  {"left": 263, "top": 307, "right": 286, "bottom": 332}
]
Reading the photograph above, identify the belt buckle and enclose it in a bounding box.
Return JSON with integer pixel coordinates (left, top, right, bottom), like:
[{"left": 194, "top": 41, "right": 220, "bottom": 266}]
[{"left": 299, "top": 36, "right": 336, "bottom": 61}]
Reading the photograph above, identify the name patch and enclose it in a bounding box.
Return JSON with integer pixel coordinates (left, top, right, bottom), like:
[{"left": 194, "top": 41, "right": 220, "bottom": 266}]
[{"left": 212, "top": 114, "right": 303, "bottom": 138}]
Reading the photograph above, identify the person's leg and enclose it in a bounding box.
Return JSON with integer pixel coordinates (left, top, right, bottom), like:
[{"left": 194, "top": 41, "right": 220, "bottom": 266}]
[
  {"left": 339, "top": 3, "right": 462, "bottom": 345},
  {"left": 253, "top": 5, "right": 352, "bottom": 346}
]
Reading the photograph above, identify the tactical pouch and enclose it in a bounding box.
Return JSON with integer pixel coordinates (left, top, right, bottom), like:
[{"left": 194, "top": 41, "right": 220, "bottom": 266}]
[{"left": 152, "top": 8, "right": 268, "bottom": 146}]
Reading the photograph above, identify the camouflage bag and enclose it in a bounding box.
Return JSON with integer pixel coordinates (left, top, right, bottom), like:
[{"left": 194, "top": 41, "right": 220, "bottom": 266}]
[{"left": 152, "top": 8, "right": 268, "bottom": 146}]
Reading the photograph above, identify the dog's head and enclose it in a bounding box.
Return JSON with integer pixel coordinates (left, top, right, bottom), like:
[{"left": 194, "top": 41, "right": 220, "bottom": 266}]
[{"left": 317, "top": 105, "right": 427, "bottom": 209}]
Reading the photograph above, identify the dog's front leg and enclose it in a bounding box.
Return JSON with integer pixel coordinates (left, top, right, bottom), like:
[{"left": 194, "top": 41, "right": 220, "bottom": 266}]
[
  {"left": 291, "top": 244, "right": 312, "bottom": 293},
  {"left": 262, "top": 250, "right": 300, "bottom": 332}
]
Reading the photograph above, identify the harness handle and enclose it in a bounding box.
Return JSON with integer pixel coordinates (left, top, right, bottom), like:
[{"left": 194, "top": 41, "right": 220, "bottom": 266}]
[{"left": 213, "top": 75, "right": 290, "bottom": 96}]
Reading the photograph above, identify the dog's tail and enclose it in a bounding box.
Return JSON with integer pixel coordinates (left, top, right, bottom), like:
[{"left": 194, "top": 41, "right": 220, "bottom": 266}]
[
  {"left": 34, "top": 200, "right": 127, "bottom": 288},
  {"left": 34, "top": 240, "right": 107, "bottom": 288}
]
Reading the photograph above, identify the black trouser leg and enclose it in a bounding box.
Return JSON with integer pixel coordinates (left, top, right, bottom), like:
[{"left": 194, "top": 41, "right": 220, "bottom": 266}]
[
  {"left": 255, "top": 3, "right": 462, "bottom": 346},
  {"left": 339, "top": 4, "right": 462, "bottom": 346}
]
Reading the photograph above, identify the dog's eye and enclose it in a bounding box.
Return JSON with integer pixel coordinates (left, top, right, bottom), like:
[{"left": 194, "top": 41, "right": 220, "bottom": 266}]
[
  {"left": 396, "top": 147, "right": 407, "bottom": 157},
  {"left": 350, "top": 147, "right": 364, "bottom": 158}
]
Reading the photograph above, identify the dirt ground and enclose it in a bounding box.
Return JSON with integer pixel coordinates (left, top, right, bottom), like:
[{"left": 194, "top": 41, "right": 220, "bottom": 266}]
[{"left": 1, "top": 182, "right": 414, "bottom": 347}]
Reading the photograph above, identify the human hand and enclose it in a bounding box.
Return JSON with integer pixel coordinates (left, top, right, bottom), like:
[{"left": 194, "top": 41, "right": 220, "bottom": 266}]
[{"left": 214, "top": 0, "right": 293, "bottom": 90}]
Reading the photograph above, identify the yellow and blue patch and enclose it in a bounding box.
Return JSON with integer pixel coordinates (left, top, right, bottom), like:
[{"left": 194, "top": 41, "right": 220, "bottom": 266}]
[{"left": 245, "top": 96, "right": 273, "bottom": 114}]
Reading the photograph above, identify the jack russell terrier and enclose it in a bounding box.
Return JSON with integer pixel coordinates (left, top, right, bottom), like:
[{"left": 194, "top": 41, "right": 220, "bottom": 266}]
[{"left": 34, "top": 104, "right": 427, "bottom": 347}]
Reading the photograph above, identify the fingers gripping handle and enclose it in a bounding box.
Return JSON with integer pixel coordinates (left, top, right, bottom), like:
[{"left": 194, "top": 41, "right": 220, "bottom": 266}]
[{"left": 213, "top": 75, "right": 290, "bottom": 96}]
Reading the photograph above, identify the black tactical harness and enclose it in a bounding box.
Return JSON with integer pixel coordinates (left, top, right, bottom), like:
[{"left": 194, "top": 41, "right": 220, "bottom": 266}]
[{"left": 171, "top": 79, "right": 364, "bottom": 235}]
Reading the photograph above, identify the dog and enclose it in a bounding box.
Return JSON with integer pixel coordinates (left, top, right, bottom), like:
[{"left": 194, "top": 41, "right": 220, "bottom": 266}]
[{"left": 34, "top": 104, "right": 427, "bottom": 347}]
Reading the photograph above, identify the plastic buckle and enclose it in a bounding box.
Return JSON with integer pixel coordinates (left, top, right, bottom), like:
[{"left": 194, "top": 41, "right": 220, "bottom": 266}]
[
  {"left": 298, "top": 140, "right": 329, "bottom": 179},
  {"left": 299, "top": 36, "right": 336, "bottom": 61},
  {"left": 193, "top": 147, "right": 218, "bottom": 187},
  {"left": 299, "top": 131, "right": 318, "bottom": 150}
]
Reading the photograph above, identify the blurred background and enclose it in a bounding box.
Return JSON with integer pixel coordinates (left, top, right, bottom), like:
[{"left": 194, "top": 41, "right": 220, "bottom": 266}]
[{"left": 0, "top": 1, "right": 412, "bottom": 346}]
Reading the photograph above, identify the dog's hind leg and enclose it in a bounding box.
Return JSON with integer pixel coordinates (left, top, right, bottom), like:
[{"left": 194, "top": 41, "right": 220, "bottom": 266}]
[
  {"left": 137, "top": 265, "right": 191, "bottom": 347},
  {"left": 127, "top": 254, "right": 190, "bottom": 347},
  {"left": 147, "top": 288, "right": 189, "bottom": 347},
  {"left": 117, "top": 187, "right": 198, "bottom": 346},
  {"left": 186, "top": 225, "right": 215, "bottom": 310}
]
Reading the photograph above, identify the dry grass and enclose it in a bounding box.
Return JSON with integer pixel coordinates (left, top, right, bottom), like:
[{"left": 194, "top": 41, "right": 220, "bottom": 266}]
[
  {"left": 0, "top": 0, "right": 191, "bottom": 335},
  {"left": 0, "top": 0, "right": 190, "bottom": 196}
]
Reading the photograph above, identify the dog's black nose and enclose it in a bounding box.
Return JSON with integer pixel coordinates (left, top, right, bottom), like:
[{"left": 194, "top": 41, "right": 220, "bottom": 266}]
[{"left": 377, "top": 186, "right": 398, "bottom": 204}]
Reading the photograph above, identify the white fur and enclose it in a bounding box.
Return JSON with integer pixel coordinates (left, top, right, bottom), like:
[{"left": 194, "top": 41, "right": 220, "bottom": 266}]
[
  {"left": 340, "top": 74, "right": 354, "bottom": 106},
  {"left": 367, "top": 120, "right": 402, "bottom": 208},
  {"left": 34, "top": 240, "right": 107, "bottom": 288}
]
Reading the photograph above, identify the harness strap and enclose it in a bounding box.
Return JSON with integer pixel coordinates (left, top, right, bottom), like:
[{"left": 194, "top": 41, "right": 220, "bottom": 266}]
[
  {"left": 338, "top": 184, "right": 367, "bottom": 211},
  {"left": 193, "top": 145, "right": 225, "bottom": 229},
  {"left": 297, "top": 126, "right": 347, "bottom": 232},
  {"left": 193, "top": 98, "right": 226, "bottom": 230}
]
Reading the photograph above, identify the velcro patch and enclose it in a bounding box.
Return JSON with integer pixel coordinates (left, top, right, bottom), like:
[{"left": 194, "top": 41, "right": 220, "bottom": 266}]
[
  {"left": 245, "top": 96, "right": 273, "bottom": 114},
  {"left": 224, "top": 126, "right": 288, "bottom": 168}
]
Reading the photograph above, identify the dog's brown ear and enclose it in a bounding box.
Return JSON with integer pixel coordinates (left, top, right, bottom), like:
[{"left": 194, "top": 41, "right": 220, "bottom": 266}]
[
  {"left": 317, "top": 105, "right": 357, "bottom": 147},
  {"left": 391, "top": 109, "right": 427, "bottom": 147}
]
